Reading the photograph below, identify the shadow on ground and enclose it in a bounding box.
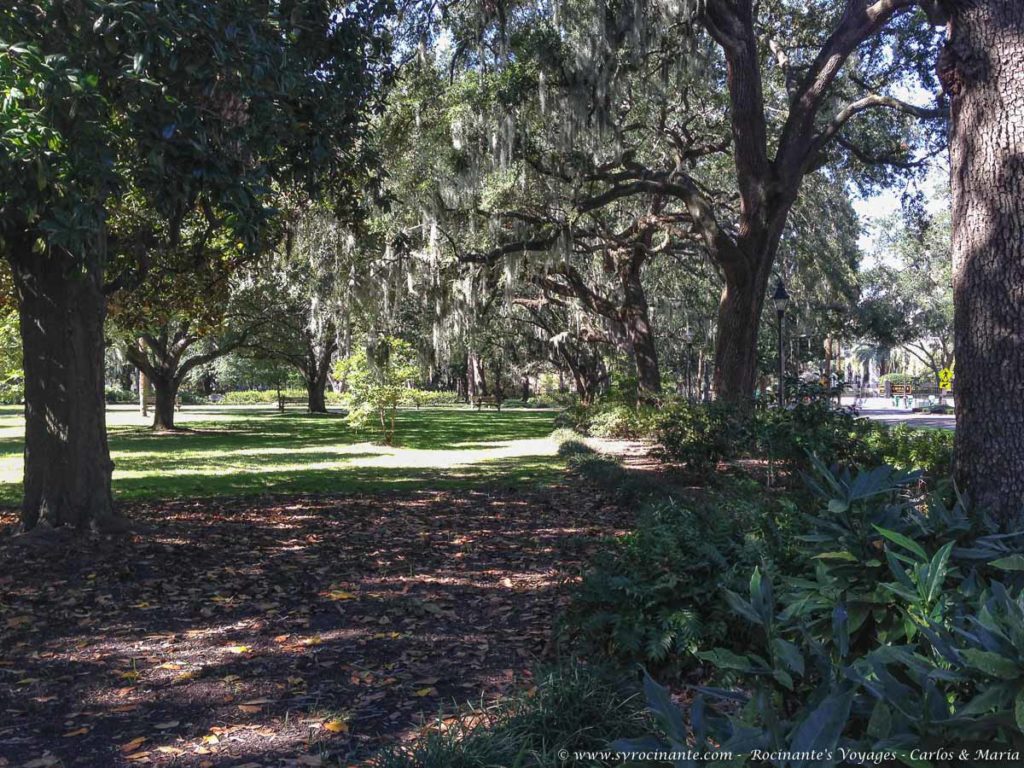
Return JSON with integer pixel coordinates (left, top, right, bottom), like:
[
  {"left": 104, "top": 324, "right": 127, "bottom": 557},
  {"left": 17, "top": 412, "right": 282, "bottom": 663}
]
[{"left": 0, "top": 483, "right": 630, "bottom": 767}]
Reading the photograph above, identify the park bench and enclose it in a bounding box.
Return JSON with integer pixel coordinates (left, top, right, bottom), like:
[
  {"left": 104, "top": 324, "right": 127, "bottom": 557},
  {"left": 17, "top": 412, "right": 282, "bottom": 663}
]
[
  {"left": 277, "top": 394, "right": 307, "bottom": 412},
  {"left": 141, "top": 395, "right": 183, "bottom": 411},
  {"left": 473, "top": 395, "right": 503, "bottom": 411}
]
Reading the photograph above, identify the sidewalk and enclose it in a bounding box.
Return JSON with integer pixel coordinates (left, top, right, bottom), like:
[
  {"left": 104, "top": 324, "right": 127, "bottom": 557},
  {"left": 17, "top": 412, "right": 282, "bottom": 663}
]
[{"left": 842, "top": 396, "right": 956, "bottom": 430}]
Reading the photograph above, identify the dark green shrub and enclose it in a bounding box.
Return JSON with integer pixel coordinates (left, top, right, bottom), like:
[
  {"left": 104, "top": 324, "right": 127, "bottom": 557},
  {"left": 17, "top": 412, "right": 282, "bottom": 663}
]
[
  {"left": 615, "top": 463, "right": 1024, "bottom": 762},
  {"left": 564, "top": 492, "right": 794, "bottom": 676},
  {"left": 404, "top": 389, "right": 462, "bottom": 407},
  {"left": 553, "top": 401, "right": 591, "bottom": 432},
  {"left": 104, "top": 387, "right": 138, "bottom": 404},
  {"left": 652, "top": 401, "right": 748, "bottom": 475},
  {"left": 586, "top": 402, "right": 658, "bottom": 439},
  {"left": 865, "top": 424, "right": 954, "bottom": 480},
  {"left": 222, "top": 389, "right": 292, "bottom": 404},
  {"left": 752, "top": 399, "right": 878, "bottom": 470},
  {"left": 220, "top": 388, "right": 344, "bottom": 405},
  {"left": 556, "top": 439, "right": 592, "bottom": 459},
  {"left": 556, "top": 400, "right": 659, "bottom": 440}
]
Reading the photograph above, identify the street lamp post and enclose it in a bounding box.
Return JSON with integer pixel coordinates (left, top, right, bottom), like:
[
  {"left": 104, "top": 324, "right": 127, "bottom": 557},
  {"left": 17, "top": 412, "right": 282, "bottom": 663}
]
[{"left": 772, "top": 279, "right": 790, "bottom": 408}]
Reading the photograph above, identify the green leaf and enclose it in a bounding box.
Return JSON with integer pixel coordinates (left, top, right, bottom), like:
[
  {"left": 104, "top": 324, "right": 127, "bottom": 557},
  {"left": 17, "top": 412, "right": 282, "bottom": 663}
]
[
  {"left": 813, "top": 550, "right": 858, "bottom": 562},
  {"left": 772, "top": 668, "right": 794, "bottom": 690},
  {"left": 1015, "top": 689, "right": 1024, "bottom": 734},
  {"left": 697, "top": 648, "right": 754, "bottom": 672},
  {"left": 867, "top": 700, "right": 891, "bottom": 739},
  {"left": 772, "top": 638, "right": 805, "bottom": 676},
  {"left": 827, "top": 498, "right": 849, "bottom": 514},
  {"left": 873, "top": 525, "right": 928, "bottom": 561},
  {"left": 925, "top": 541, "right": 954, "bottom": 604},
  {"left": 990, "top": 555, "right": 1024, "bottom": 571},
  {"left": 788, "top": 688, "right": 855, "bottom": 767},
  {"left": 724, "top": 589, "right": 763, "bottom": 626},
  {"left": 958, "top": 681, "right": 1010, "bottom": 717},
  {"left": 642, "top": 672, "right": 687, "bottom": 743},
  {"left": 961, "top": 649, "right": 1021, "bottom": 679}
]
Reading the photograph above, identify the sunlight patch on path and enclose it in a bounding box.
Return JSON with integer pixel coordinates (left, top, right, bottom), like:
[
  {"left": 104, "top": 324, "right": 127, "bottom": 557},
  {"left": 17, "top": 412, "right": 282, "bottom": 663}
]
[{"left": 111, "top": 437, "right": 560, "bottom": 479}]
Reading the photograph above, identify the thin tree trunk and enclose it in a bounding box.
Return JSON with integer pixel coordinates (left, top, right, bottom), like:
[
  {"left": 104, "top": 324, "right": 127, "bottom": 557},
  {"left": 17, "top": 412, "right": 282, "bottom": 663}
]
[
  {"left": 8, "top": 244, "right": 118, "bottom": 531},
  {"left": 622, "top": 267, "right": 661, "bottom": 398},
  {"left": 139, "top": 365, "right": 150, "bottom": 417},
  {"left": 468, "top": 352, "right": 487, "bottom": 397},
  {"left": 945, "top": 0, "right": 1024, "bottom": 526}
]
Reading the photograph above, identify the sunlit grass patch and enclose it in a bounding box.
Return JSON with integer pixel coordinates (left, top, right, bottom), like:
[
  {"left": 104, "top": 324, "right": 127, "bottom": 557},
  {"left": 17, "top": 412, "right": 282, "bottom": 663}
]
[{"left": 0, "top": 405, "right": 562, "bottom": 504}]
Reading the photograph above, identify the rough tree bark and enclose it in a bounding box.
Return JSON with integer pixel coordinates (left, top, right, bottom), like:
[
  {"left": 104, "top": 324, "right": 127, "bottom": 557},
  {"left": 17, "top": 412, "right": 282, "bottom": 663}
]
[
  {"left": 943, "top": 0, "right": 1024, "bottom": 526},
  {"left": 151, "top": 376, "right": 180, "bottom": 431},
  {"left": 713, "top": 260, "right": 774, "bottom": 401},
  {"left": 620, "top": 255, "right": 662, "bottom": 398},
  {"left": 467, "top": 352, "right": 488, "bottom": 398},
  {"left": 8, "top": 241, "right": 118, "bottom": 531},
  {"left": 304, "top": 364, "right": 330, "bottom": 414}
]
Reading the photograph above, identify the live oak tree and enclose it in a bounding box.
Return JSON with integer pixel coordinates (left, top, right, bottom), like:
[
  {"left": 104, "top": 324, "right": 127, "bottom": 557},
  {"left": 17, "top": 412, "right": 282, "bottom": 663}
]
[
  {"left": 243, "top": 209, "right": 356, "bottom": 414},
  {"left": 112, "top": 272, "right": 253, "bottom": 431},
  {"left": 936, "top": 0, "right": 1024, "bottom": 525},
  {"left": 108, "top": 201, "right": 258, "bottom": 430},
  {"left": 434, "top": 0, "right": 945, "bottom": 402},
  {"left": 0, "top": 1, "right": 390, "bottom": 530},
  {"left": 512, "top": 294, "right": 611, "bottom": 403}
]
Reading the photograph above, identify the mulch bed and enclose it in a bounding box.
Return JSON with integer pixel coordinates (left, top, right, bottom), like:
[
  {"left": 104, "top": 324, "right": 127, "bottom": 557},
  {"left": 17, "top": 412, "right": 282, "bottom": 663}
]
[{"left": 0, "top": 484, "right": 631, "bottom": 768}]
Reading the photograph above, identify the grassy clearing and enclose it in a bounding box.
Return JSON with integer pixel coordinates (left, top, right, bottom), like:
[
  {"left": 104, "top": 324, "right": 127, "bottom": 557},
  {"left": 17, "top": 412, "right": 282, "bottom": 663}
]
[{"left": 0, "top": 405, "right": 562, "bottom": 504}]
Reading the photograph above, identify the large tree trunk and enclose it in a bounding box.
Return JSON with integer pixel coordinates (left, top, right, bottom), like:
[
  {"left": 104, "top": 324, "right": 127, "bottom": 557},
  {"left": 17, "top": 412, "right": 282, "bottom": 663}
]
[
  {"left": 945, "top": 0, "right": 1024, "bottom": 526},
  {"left": 713, "top": 270, "right": 768, "bottom": 403},
  {"left": 151, "top": 376, "right": 179, "bottom": 431},
  {"left": 8, "top": 244, "right": 117, "bottom": 531},
  {"left": 306, "top": 374, "right": 328, "bottom": 413}
]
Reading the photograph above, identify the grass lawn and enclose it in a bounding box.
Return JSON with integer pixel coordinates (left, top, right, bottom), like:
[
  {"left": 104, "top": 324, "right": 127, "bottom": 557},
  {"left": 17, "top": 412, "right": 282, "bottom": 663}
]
[{"left": 0, "top": 404, "right": 563, "bottom": 505}]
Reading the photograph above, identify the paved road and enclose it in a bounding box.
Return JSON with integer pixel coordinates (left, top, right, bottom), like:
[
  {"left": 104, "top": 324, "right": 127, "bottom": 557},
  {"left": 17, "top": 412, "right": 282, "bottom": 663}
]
[{"left": 842, "top": 396, "right": 956, "bottom": 430}]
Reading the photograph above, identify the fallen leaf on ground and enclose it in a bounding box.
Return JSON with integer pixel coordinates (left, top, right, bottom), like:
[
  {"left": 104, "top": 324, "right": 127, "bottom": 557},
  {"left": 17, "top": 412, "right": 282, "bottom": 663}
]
[
  {"left": 323, "top": 719, "right": 349, "bottom": 733},
  {"left": 121, "top": 737, "right": 147, "bottom": 753}
]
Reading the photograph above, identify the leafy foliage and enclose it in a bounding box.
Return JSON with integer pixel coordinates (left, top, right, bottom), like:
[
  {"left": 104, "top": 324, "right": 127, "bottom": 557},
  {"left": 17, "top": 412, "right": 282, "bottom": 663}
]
[
  {"left": 652, "top": 401, "right": 748, "bottom": 477},
  {"left": 336, "top": 336, "right": 419, "bottom": 444},
  {"left": 865, "top": 424, "right": 954, "bottom": 481},
  {"left": 583, "top": 402, "right": 660, "bottom": 440},
  {"left": 565, "top": 487, "right": 798, "bottom": 675},
  {"left": 218, "top": 389, "right": 343, "bottom": 406},
  {"left": 615, "top": 462, "right": 1024, "bottom": 762}
]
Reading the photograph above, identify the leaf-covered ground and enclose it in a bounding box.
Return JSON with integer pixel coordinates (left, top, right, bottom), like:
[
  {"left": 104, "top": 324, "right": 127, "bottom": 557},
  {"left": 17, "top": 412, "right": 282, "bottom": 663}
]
[{"left": 0, "top": 484, "right": 629, "bottom": 768}]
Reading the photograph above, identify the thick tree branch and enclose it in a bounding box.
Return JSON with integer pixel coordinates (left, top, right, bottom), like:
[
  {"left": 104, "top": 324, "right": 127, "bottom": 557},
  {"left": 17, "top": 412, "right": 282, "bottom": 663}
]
[
  {"left": 813, "top": 93, "right": 944, "bottom": 150},
  {"left": 776, "top": 0, "right": 919, "bottom": 179}
]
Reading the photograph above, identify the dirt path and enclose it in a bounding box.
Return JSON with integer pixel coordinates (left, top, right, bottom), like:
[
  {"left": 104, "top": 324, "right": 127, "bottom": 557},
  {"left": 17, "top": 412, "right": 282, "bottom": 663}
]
[{"left": 0, "top": 483, "right": 630, "bottom": 768}]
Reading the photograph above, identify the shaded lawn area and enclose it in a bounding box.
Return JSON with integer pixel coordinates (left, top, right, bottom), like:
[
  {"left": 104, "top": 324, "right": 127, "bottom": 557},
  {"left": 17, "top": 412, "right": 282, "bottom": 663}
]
[
  {"left": 0, "top": 406, "right": 617, "bottom": 766},
  {"left": 0, "top": 406, "right": 563, "bottom": 505},
  {"left": 0, "top": 485, "right": 630, "bottom": 767}
]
